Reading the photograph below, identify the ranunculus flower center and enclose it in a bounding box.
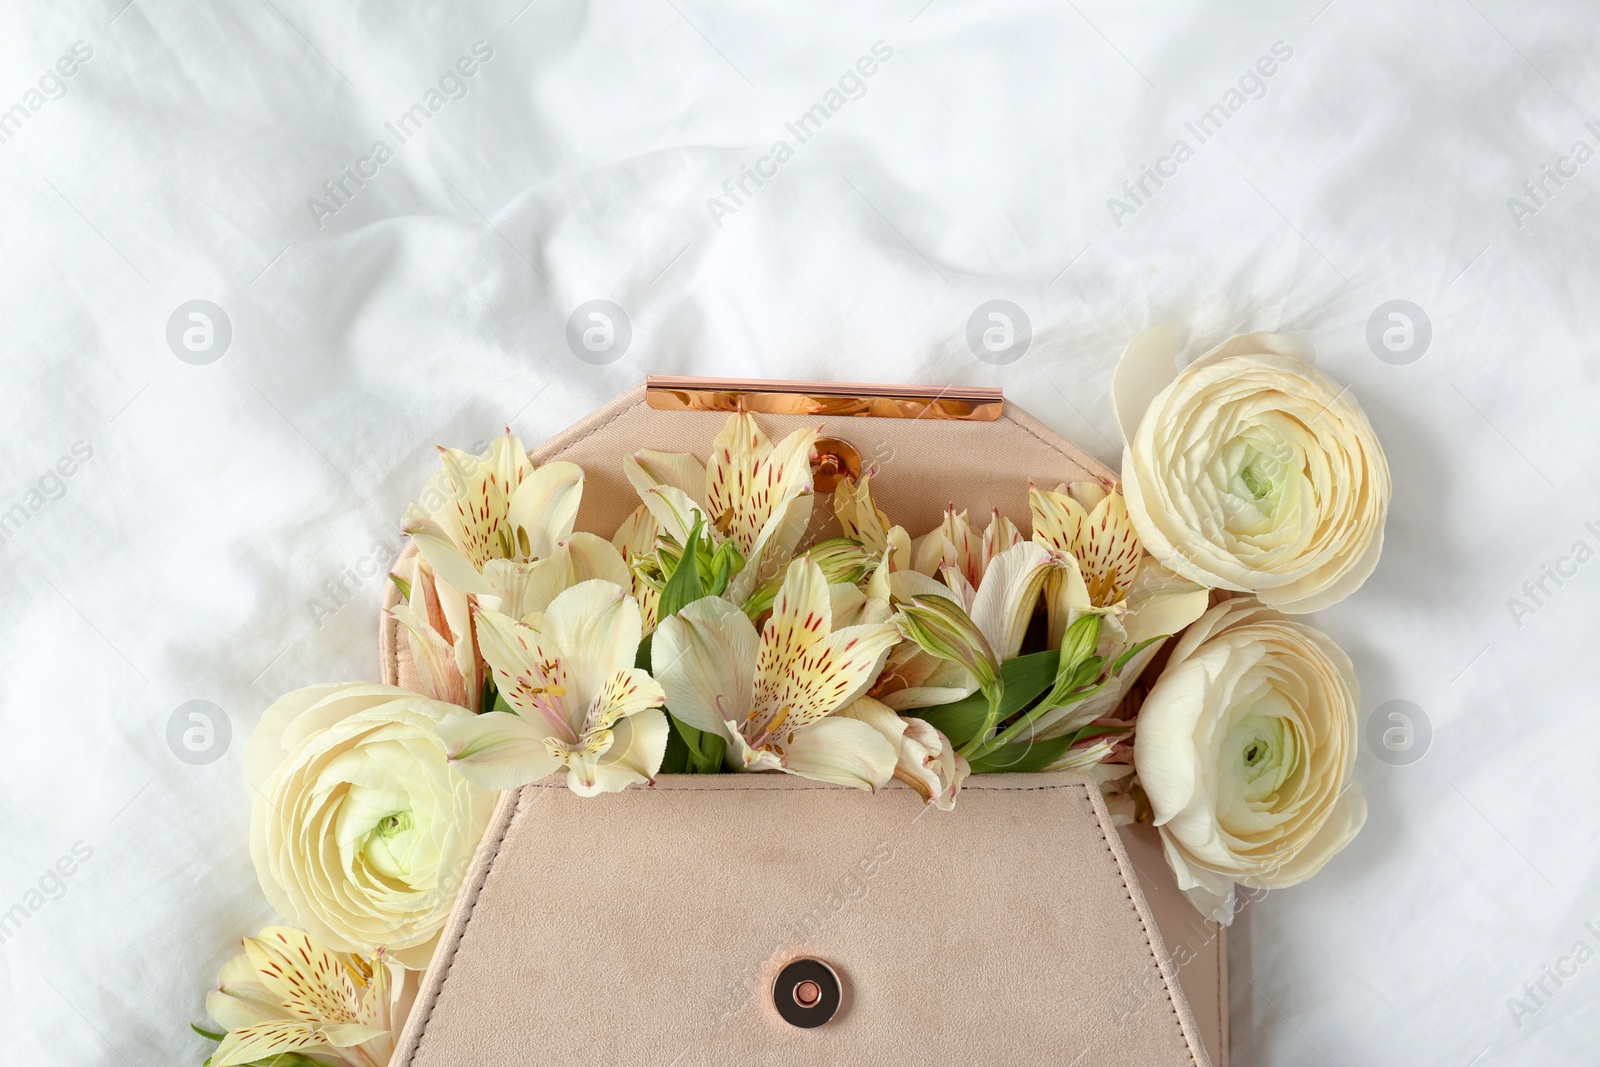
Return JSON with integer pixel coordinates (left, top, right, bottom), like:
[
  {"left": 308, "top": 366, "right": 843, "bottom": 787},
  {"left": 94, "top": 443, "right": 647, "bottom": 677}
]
[
  {"left": 1216, "top": 425, "right": 1305, "bottom": 539},
  {"left": 337, "top": 780, "right": 428, "bottom": 882},
  {"left": 1223, "top": 693, "right": 1299, "bottom": 807},
  {"left": 365, "top": 807, "right": 420, "bottom": 879}
]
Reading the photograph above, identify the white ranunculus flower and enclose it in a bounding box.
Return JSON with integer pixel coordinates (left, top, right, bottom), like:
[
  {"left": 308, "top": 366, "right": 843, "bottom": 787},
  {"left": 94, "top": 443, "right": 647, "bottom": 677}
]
[
  {"left": 1133, "top": 598, "right": 1366, "bottom": 923},
  {"left": 246, "top": 683, "right": 496, "bottom": 969},
  {"left": 1112, "top": 328, "right": 1391, "bottom": 613}
]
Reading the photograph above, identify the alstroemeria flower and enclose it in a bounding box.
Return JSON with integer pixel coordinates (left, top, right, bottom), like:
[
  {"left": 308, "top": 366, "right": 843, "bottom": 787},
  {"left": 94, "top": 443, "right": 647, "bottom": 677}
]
[
  {"left": 1017, "top": 480, "right": 1210, "bottom": 744},
  {"left": 439, "top": 581, "right": 668, "bottom": 796},
  {"left": 389, "top": 552, "right": 480, "bottom": 710},
  {"left": 838, "top": 696, "right": 969, "bottom": 809},
  {"left": 612, "top": 503, "right": 662, "bottom": 633},
  {"left": 653, "top": 558, "right": 901, "bottom": 790},
  {"left": 910, "top": 505, "right": 1023, "bottom": 593},
  {"left": 833, "top": 470, "right": 912, "bottom": 569},
  {"left": 878, "top": 540, "right": 1071, "bottom": 712},
  {"left": 1029, "top": 480, "right": 1142, "bottom": 611},
  {"left": 1112, "top": 328, "right": 1391, "bottom": 613},
  {"left": 207, "top": 927, "right": 403, "bottom": 1067},
  {"left": 897, "top": 540, "right": 1070, "bottom": 660},
  {"left": 624, "top": 412, "right": 817, "bottom": 604},
  {"left": 402, "top": 431, "right": 629, "bottom": 614}
]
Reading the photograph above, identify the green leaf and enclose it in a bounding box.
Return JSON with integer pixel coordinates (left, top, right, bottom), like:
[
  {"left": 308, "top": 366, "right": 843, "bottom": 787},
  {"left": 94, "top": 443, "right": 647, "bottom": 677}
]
[
  {"left": 660, "top": 715, "right": 691, "bottom": 774},
  {"left": 388, "top": 573, "right": 412, "bottom": 601},
  {"left": 1068, "top": 723, "right": 1129, "bottom": 743},
  {"left": 635, "top": 632, "right": 654, "bottom": 672},
  {"left": 908, "top": 650, "right": 1058, "bottom": 747},
  {"left": 657, "top": 519, "right": 708, "bottom": 620},
  {"left": 661, "top": 712, "right": 726, "bottom": 774},
  {"left": 190, "top": 1024, "right": 225, "bottom": 1043},
  {"left": 968, "top": 734, "right": 1076, "bottom": 773},
  {"left": 1110, "top": 634, "right": 1167, "bottom": 676},
  {"left": 689, "top": 729, "right": 726, "bottom": 774}
]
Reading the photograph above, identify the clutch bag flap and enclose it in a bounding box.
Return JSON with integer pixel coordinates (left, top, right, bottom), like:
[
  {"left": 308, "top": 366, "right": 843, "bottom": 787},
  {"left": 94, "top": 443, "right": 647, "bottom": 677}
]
[{"left": 392, "top": 773, "right": 1211, "bottom": 1066}]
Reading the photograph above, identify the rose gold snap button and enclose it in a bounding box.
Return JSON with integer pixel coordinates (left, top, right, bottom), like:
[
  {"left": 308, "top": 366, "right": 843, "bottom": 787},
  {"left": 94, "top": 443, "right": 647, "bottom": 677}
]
[
  {"left": 773, "top": 958, "right": 841, "bottom": 1028},
  {"left": 809, "top": 438, "right": 861, "bottom": 493}
]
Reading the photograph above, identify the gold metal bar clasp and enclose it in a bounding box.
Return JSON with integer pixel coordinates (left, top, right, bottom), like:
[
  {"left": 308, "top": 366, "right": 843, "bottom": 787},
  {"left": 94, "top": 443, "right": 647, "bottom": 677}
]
[{"left": 644, "top": 376, "right": 1004, "bottom": 422}]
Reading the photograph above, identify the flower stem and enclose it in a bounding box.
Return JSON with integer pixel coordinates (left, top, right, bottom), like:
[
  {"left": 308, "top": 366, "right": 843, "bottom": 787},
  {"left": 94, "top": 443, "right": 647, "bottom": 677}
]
[
  {"left": 971, "top": 694, "right": 1074, "bottom": 759},
  {"left": 957, "top": 684, "right": 1004, "bottom": 758}
]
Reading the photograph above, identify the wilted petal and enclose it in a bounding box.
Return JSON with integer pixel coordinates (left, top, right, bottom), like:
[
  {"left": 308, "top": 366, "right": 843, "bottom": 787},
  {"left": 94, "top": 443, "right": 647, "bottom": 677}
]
[
  {"left": 900, "top": 715, "right": 970, "bottom": 810},
  {"left": 838, "top": 697, "right": 967, "bottom": 809}
]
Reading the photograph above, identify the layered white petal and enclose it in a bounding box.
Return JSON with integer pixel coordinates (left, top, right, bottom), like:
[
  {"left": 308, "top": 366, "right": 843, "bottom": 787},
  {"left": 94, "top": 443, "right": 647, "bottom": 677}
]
[
  {"left": 1114, "top": 330, "right": 1390, "bottom": 613},
  {"left": 1133, "top": 599, "right": 1363, "bottom": 924}
]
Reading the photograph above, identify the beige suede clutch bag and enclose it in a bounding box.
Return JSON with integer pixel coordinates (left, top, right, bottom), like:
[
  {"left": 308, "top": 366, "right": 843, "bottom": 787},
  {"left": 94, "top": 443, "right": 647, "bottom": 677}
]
[{"left": 380, "top": 381, "right": 1227, "bottom": 1066}]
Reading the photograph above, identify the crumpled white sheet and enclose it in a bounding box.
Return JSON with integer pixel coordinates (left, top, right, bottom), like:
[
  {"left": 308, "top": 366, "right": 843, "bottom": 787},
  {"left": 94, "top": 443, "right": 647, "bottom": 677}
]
[{"left": 2, "top": 0, "right": 1598, "bottom": 1063}]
